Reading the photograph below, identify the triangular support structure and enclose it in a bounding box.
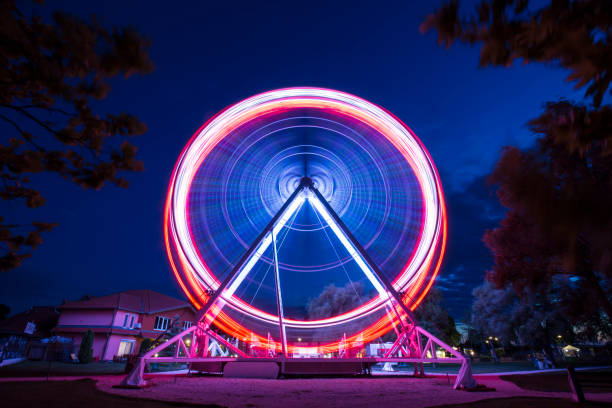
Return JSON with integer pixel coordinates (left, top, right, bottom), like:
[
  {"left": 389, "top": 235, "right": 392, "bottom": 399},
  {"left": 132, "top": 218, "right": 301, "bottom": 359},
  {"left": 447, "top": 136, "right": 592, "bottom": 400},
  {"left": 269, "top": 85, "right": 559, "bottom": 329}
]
[{"left": 122, "top": 177, "right": 476, "bottom": 389}]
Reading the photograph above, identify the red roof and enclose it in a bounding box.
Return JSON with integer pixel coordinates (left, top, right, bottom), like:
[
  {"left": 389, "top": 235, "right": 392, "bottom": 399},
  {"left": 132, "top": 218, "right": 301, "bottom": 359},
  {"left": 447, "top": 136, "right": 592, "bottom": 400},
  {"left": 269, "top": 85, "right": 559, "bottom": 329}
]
[{"left": 58, "top": 290, "right": 193, "bottom": 314}]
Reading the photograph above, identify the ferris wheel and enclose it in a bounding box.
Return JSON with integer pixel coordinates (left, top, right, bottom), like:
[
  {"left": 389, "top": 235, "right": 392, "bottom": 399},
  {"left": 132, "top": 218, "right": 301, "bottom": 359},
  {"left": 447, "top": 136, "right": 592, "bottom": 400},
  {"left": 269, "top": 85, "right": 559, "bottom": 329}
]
[
  {"left": 164, "top": 87, "right": 446, "bottom": 352},
  {"left": 124, "top": 88, "right": 474, "bottom": 389}
]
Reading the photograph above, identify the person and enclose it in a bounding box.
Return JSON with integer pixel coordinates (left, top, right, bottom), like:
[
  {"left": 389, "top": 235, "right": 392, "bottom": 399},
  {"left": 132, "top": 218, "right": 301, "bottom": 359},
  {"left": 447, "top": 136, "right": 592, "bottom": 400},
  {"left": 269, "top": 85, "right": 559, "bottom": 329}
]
[{"left": 541, "top": 349, "right": 553, "bottom": 369}]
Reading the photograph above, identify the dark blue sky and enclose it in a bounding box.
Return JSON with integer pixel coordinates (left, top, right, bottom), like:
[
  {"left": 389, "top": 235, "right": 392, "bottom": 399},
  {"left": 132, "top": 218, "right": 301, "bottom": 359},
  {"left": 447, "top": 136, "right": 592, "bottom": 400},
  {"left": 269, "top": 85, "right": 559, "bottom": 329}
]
[{"left": 2, "top": 0, "right": 581, "bottom": 319}]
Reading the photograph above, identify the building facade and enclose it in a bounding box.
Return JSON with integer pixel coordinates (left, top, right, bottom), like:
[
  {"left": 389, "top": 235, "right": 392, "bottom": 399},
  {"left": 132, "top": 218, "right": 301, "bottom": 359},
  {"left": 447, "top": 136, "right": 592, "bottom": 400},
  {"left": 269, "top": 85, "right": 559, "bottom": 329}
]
[{"left": 54, "top": 290, "right": 195, "bottom": 361}]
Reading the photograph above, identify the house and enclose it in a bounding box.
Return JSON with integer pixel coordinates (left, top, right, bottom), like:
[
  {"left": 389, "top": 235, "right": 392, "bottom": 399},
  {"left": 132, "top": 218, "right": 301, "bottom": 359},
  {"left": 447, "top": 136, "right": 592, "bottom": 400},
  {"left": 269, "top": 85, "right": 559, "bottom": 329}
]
[{"left": 54, "top": 290, "right": 196, "bottom": 361}]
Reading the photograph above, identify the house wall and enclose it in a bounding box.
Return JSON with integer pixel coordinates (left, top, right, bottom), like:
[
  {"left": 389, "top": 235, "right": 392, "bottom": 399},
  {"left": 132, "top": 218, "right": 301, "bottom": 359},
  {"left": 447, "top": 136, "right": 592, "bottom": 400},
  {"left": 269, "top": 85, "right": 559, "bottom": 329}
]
[
  {"left": 112, "top": 310, "right": 141, "bottom": 328},
  {"left": 103, "top": 334, "right": 138, "bottom": 360},
  {"left": 93, "top": 334, "right": 107, "bottom": 359},
  {"left": 140, "top": 307, "right": 195, "bottom": 338},
  {"left": 56, "top": 332, "right": 108, "bottom": 361},
  {"left": 55, "top": 305, "right": 196, "bottom": 360},
  {"left": 57, "top": 309, "right": 113, "bottom": 327}
]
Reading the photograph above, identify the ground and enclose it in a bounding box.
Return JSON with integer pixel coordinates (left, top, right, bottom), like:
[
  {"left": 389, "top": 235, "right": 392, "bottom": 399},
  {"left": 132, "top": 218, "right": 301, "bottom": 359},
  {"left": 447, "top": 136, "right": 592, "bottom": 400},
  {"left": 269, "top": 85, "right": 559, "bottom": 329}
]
[
  {"left": 0, "top": 379, "right": 219, "bottom": 408},
  {"left": 1, "top": 363, "right": 611, "bottom": 407},
  {"left": 94, "top": 374, "right": 612, "bottom": 408}
]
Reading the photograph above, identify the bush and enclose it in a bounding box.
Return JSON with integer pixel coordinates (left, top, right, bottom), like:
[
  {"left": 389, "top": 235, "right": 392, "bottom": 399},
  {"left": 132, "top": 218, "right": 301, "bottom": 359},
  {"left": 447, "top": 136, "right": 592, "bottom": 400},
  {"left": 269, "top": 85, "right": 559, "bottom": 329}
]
[
  {"left": 78, "top": 330, "right": 94, "bottom": 364},
  {"left": 139, "top": 338, "right": 153, "bottom": 356}
]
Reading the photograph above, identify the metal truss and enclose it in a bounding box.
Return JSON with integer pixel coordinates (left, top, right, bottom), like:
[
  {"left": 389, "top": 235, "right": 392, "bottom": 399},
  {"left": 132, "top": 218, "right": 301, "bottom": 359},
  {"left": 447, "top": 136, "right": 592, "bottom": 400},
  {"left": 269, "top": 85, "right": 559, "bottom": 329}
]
[{"left": 122, "top": 178, "right": 476, "bottom": 389}]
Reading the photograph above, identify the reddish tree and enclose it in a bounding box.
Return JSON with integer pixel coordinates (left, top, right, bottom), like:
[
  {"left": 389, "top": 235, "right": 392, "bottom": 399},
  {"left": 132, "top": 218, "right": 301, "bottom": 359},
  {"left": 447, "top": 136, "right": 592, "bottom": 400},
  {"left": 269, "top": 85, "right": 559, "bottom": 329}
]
[
  {"left": 485, "top": 105, "right": 612, "bottom": 317},
  {"left": 422, "top": 0, "right": 612, "bottom": 318}
]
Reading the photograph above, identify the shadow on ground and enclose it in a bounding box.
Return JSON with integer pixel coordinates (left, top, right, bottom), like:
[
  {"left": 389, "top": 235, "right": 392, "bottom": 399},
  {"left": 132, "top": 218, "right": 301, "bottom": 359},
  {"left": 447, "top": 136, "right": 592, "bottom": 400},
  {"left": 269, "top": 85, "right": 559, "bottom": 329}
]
[{"left": 0, "top": 379, "right": 222, "bottom": 408}]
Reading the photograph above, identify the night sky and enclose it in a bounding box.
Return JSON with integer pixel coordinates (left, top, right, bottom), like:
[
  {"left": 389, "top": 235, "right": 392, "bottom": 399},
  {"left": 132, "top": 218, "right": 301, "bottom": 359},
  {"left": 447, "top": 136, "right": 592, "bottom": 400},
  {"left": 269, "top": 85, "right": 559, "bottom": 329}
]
[{"left": 2, "top": 0, "right": 582, "bottom": 320}]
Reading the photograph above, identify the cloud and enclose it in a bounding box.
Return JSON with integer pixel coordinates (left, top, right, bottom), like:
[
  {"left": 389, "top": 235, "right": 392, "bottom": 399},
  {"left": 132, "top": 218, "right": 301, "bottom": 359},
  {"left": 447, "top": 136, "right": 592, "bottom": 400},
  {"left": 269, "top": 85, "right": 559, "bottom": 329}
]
[{"left": 434, "top": 173, "right": 505, "bottom": 320}]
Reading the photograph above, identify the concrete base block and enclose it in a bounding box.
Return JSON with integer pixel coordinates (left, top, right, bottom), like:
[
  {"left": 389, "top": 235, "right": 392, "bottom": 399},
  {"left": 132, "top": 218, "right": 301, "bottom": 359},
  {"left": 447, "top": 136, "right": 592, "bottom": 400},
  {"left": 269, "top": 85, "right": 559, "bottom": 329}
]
[{"left": 223, "top": 361, "right": 279, "bottom": 379}]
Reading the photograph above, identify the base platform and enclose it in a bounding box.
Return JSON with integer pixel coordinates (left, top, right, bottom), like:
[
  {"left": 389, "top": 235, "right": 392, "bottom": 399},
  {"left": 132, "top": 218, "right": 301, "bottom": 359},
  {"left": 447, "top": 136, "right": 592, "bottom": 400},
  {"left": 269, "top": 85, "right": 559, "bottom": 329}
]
[{"left": 189, "top": 358, "right": 379, "bottom": 378}]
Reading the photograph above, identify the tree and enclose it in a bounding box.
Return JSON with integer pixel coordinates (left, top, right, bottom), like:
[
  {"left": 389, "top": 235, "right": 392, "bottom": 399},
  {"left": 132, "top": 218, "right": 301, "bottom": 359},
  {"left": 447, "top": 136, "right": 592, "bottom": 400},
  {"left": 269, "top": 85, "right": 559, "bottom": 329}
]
[
  {"left": 0, "top": 1, "right": 153, "bottom": 271},
  {"left": 484, "top": 110, "right": 612, "bottom": 318},
  {"left": 471, "top": 280, "right": 573, "bottom": 367},
  {"left": 414, "top": 287, "right": 461, "bottom": 346},
  {"left": 420, "top": 0, "right": 612, "bottom": 107},
  {"left": 307, "top": 281, "right": 365, "bottom": 320},
  {"left": 138, "top": 338, "right": 153, "bottom": 356},
  {"left": 78, "top": 329, "right": 94, "bottom": 363},
  {"left": 422, "top": 0, "right": 612, "bottom": 319},
  {"left": 471, "top": 282, "right": 515, "bottom": 347},
  {"left": 0, "top": 304, "right": 9, "bottom": 320}
]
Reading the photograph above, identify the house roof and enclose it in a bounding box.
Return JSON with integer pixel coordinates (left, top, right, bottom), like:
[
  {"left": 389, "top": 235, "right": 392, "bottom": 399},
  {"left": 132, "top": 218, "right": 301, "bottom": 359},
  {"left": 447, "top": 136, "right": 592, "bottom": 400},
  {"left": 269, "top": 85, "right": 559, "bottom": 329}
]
[
  {"left": 0, "top": 306, "right": 59, "bottom": 338},
  {"left": 58, "top": 290, "right": 194, "bottom": 314}
]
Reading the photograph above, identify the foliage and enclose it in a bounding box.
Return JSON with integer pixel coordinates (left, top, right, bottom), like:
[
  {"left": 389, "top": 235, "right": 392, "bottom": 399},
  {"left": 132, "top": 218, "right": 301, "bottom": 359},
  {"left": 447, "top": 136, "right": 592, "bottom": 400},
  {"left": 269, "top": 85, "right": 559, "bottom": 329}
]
[
  {"left": 138, "top": 338, "right": 153, "bottom": 356},
  {"left": 422, "top": 0, "right": 612, "bottom": 325},
  {"left": 484, "top": 104, "right": 612, "bottom": 318},
  {"left": 307, "top": 281, "right": 365, "bottom": 320},
  {"left": 414, "top": 287, "right": 461, "bottom": 346},
  {"left": 471, "top": 282, "right": 515, "bottom": 346},
  {"left": 471, "top": 277, "right": 611, "bottom": 350},
  {"left": 471, "top": 281, "right": 563, "bottom": 366},
  {"left": 0, "top": 0, "right": 153, "bottom": 271},
  {"left": 420, "top": 0, "right": 612, "bottom": 107},
  {"left": 78, "top": 329, "right": 94, "bottom": 364}
]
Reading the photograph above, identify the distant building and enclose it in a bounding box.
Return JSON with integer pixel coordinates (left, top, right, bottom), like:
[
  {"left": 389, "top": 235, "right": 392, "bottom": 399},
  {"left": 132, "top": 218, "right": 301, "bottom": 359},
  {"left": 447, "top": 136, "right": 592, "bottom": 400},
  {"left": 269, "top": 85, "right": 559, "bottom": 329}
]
[
  {"left": 0, "top": 306, "right": 60, "bottom": 362},
  {"left": 54, "top": 290, "right": 196, "bottom": 361}
]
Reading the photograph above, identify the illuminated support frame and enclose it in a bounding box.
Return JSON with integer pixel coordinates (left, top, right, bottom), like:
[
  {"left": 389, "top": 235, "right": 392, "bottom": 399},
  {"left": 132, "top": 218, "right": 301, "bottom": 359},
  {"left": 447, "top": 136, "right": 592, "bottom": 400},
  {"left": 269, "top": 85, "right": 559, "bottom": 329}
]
[{"left": 122, "top": 178, "right": 476, "bottom": 389}]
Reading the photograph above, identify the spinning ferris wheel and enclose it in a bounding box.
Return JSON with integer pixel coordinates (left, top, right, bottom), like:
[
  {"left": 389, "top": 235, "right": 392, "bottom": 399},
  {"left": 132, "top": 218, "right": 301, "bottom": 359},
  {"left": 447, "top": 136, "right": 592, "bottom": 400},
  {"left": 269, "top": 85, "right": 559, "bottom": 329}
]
[{"left": 124, "top": 88, "right": 475, "bottom": 389}]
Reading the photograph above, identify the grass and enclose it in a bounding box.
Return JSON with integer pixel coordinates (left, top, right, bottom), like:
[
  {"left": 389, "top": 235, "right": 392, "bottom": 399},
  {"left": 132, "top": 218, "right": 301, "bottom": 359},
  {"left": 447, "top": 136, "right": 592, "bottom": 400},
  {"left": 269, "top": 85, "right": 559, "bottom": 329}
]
[
  {"left": 378, "top": 360, "right": 612, "bottom": 374},
  {"left": 433, "top": 397, "right": 612, "bottom": 407},
  {"left": 377, "top": 361, "right": 537, "bottom": 374},
  {"left": 0, "top": 379, "right": 222, "bottom": 408},
  {"left": 0, "top": 360, "right": 126, "bottom": 377},
  {"left": 501, "top": 369, "right": 612, "bottom": 393}
]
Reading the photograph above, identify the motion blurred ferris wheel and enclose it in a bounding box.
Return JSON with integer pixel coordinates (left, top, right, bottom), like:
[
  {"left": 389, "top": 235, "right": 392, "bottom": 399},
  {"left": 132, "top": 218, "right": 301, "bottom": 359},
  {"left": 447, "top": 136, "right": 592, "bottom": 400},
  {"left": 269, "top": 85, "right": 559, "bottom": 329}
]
[{"left": 125, "top": 88, "right": 475, "bottom": 389}]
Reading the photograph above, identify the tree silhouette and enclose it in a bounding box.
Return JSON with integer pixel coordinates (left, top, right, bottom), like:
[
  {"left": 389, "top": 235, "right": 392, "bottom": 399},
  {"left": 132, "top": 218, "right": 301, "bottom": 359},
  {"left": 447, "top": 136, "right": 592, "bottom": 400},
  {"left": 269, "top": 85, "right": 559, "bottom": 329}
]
[
  {"left": 78, "top": 329, "right": 94, "bottom": 363},
  {"left": 307, "top": 282, "right": 365, "bottom": 320},
  {"left": 484, "top": 105, "right": 612, "bottom": 317},
  {"left": 0, "top": 304, "right": 9, "bottom": 320},
  {"left": 414, "top": 287, "right": 461, "bottom": 346},
  {"left": 423, "top": 0, "right": 612, "bottom": 320},
  {"left": 0, "top": 1, "right": 153, "bottom": 271},
  {"left": 421, "top": 0, "right": 612, "bottom": 107}
]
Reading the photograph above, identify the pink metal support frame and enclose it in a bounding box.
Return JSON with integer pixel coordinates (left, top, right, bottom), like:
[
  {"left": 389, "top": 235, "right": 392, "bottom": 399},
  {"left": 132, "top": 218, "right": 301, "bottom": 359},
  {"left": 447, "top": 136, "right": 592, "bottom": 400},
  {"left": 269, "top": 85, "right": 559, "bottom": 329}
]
[{"left": 122, "top": 181, "right": 476, "bottom": 389}]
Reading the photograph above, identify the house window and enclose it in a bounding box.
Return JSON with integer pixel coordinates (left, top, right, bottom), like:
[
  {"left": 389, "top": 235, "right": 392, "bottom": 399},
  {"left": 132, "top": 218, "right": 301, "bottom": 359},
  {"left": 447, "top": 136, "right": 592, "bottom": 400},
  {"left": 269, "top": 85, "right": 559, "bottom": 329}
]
[
  {"left": 122, "top": 313, "right": 136, "bottom": 329},
  {"left": 117, "top": 339, "right": 135, "bottom": 356},
  {"left": 183, "top": 321, "right": 193, "bottom": 330},
  {"left": 154, "top": 316, "right": 171, "bottom": 331}
]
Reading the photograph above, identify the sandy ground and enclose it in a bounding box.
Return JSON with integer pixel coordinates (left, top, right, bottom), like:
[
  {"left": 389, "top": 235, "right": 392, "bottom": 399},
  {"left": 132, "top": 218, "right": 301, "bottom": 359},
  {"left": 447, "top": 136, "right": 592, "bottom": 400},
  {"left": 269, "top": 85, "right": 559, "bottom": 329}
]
[{"left": 93, "top": 375, "right": 612, "bottom": 408}]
